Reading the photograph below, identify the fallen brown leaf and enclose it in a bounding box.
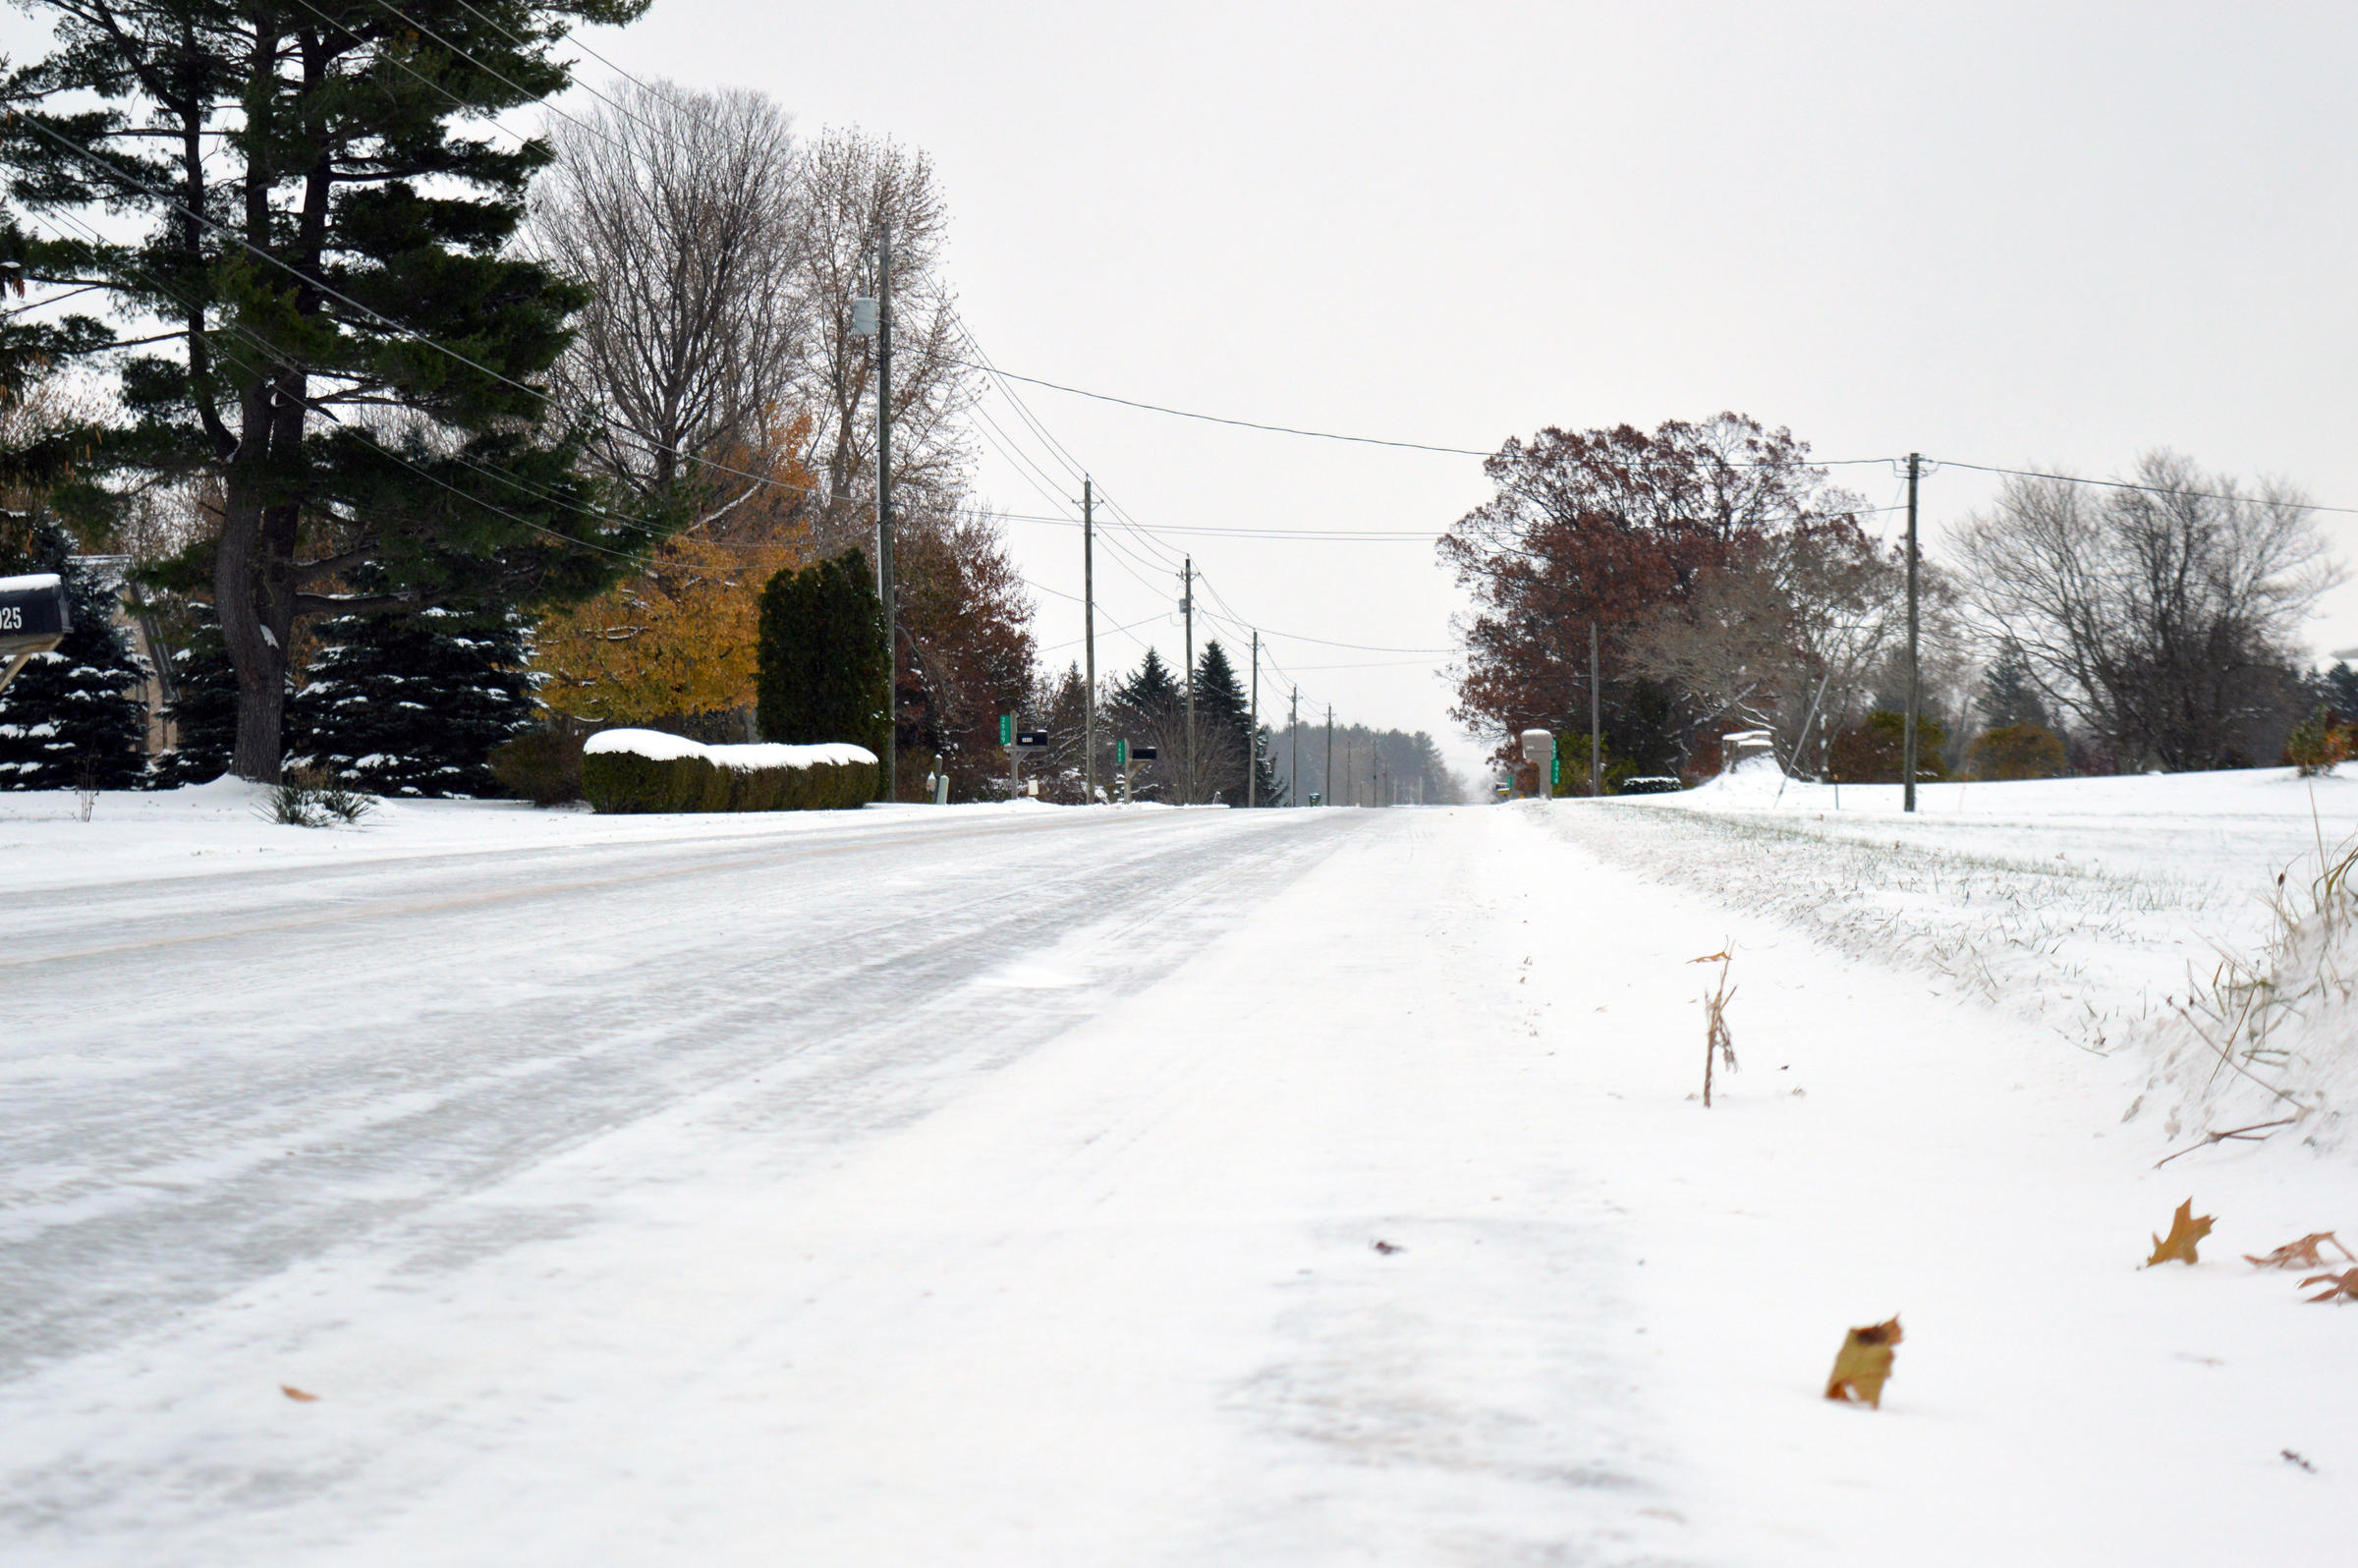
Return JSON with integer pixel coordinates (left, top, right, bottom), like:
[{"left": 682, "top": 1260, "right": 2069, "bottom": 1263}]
[
  {"left": 280, "top": 1384, "right": 318, "bottom": 1402},
  {"left": 1825, "top": 1316, "right": 1902, "bottom": 1409},
  {"left": 2299, "top": 1267, "right": 2358, "bottom": 1304},
  {"left": 2145, "top": 1199, "right": 2214, "bottom": 1266},
  {"left": 2246, "top": 1232, "right": 2354, "bottom": 1270}
]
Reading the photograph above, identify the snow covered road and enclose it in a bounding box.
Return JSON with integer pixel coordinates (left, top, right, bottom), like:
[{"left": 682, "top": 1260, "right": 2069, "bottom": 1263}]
[
  {"left": 10, "top": 808, "right": 1347, "bottom": 1382},
  {"left": 10, "top": 799, "right": 2358, "bottom": 1563}
]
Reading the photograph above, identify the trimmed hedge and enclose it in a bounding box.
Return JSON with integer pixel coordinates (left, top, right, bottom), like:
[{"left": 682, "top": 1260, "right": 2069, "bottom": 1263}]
[{"left": 582, "top": 730, "right": 877, "bottom": 813}]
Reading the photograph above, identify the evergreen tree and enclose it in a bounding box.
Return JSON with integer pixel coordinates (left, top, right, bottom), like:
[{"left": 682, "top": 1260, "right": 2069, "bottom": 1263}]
[
  {"left": 149, "top": 604, "right": 239, "bottom": 787},
  {"left": 289, "top": 585, "right": 534, "bottom": 797},
  {"left": 757, "top": 548, "right": 889, "bottom": 768},
  {"left": 0, "top": 512, "right": 146, "bottom": 789},
  {"left": 1979, "top": 647, "right": 2051, "bottom": 731},
  {"left": 2316, "top": 661, "right": 2358, "bottom": 726},
  {"left": 1249, "top": 725, "right": 1288, "bottom": 807},
  {"left": 1112, "top": 646, "right": 1182, "bottom": 724},
  {"left": 1186, "top": 640, "right": 1286, "bottom": 806},
  {"left": 0, "top": 0, "right": 652, "bottom": 782},
  {"left": 1108, "top": 647, "right": 1184, "bottom": 801}
]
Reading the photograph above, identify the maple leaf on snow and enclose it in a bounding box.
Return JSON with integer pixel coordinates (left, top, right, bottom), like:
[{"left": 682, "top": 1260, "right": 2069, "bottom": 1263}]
[
  {"left": 1825, "top": 1316, "right": 1902, "bottom": 1409},
  {"left": 2246, "top": 1232, "right": 2355, "bottom": 1270},
  {"left": 2299, "top": 1268, "right": 2358, "bottom": 1304},
  {"left": 2146, "top": 1199, "right": 2214, "bottom": 1266}
]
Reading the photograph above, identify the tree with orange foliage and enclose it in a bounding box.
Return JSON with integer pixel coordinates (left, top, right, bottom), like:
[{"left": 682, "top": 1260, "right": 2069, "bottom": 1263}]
[{"left": 534, "top": 439, "right": 819, "bottom": 734}]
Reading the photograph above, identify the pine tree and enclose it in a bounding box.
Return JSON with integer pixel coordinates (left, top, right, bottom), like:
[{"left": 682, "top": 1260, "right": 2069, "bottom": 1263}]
[
  {"left": 2317, "top": 662, "right": 2358, "bottom": 726},
  {"left": 149, "top": 605, "right": 239, "bottom": 787},
  {"left": 1979, "top": 647, "right": 2050, "bottom": 731},
  {"left": 1193, "top": 641, "right": 1285, "bottom": 805},
  {"left": 0, "top": 513, "right": 147, "bottom": 789},
  {"left": 289, "top": 588, "right": 535, "bottom": 797},
  {"left": 1109, "top": 647, "right": 1184, "bottom": 801},
  {"left": 1112, "top": 647, "right": 1182, "bottom": 724},
  {"left": 1, "top": 0, "right": 652, "bottom": 781}
]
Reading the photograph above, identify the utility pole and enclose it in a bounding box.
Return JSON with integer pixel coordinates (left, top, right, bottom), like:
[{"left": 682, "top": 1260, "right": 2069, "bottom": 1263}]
[
  {"left": 875, "top": 232, "right": 897, "bottom": 803},
  {"left": 1903, "top": 451, "right": 1921, "bottom": 814},
  {"left": 1248, "top": 630, "right": 1260, "bottom": 809},
  {"left": 1589, "top": 619, "right": 1602, "bottom": 798},
  {"left": 1324, "top": 705, "right": 1333, "bottom": 807},
  {"left": 1289, "top": 686, "right": 1299, "bottom": 807},
  {"left": 1083, "top": 476, "right": 1095, "bottom": 803},
  {"left": 1181, "top": 555, "right": 1196, "bottom": 806}
]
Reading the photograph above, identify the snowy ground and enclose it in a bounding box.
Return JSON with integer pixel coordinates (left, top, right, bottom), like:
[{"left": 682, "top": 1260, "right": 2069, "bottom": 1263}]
[{"left": 8, "top": 780, "right": 2358, "bottom": 1563}]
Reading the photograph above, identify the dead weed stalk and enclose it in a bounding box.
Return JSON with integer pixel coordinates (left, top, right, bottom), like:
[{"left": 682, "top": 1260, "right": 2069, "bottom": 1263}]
[{"left": 1694, "top": 944, "right": 1738, "bottom": 1107}]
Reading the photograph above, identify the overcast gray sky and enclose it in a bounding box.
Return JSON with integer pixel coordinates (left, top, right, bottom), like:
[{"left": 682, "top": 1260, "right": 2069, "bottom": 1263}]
[
  {"left": 586, "top": 0, "right": 2350, "bottom": 781},
  {"left": 32, "top": 2, "right": 2358, "bottom": 780}
]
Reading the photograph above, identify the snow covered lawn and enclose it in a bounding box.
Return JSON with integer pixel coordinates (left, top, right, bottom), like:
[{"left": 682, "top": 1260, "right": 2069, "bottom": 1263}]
[{"left": 7, "top": 783, "right": 2357, "bottom": 1563}]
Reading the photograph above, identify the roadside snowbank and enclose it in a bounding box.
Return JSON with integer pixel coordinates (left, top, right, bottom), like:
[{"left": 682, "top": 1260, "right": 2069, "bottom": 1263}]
[{"left": 1546, "top": 766, "right": 2358, "bottom": 1150}]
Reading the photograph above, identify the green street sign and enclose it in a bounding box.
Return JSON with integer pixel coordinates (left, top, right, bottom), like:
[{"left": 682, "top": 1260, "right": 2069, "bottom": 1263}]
[
  {"left": 999, "top": 713, "right": 1013, "bottom": 746},
  {"left": 1116, "top": 739, "right": 1128, "bottom": 766},
  {"left": 1550, "top": 754, "right": 1561, "bottom": 789}
]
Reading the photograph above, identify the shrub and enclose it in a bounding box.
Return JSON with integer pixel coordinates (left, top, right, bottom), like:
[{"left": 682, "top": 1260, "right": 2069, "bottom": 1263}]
[
  {"left": 581, "top": 729, "right": 877, "bottom": 813},
  {"left": 1619, "top": 775, "right": 1684, "bottom": 795},
  {"left": 259, "top": 765, "right": 375, "bottom": 826},
  {"left": 1829, "top": 709, "right": 1949, "bottom": 783},
  {"left": 489, "top": 729, "right": 586, "bottom": 805},
  {"left": 757, "top": 549, "right": 890, "bottom": 768},
  {"left": 2286, "top": 704, "right": 2354, "bottom": 778},
  {"left": 1968, "top": 722, "right": 2068, "bottom": 781},
  {"left": 1551, "top": 733, "right": 1639, "bottom": 796}
]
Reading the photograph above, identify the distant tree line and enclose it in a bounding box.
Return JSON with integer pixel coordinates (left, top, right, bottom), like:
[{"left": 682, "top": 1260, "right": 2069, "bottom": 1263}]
[{"left": 1443, "top": 414, "right": 2344, "bottom": 785}]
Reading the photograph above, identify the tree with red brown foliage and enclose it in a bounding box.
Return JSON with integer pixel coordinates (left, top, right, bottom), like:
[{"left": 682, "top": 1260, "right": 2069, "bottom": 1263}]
[
  {"left": 1439, "top": 414, "right": 1869, "bottom": 775},
  {"left": 895, "top": 507, "right": 1038, "bottom": 799}
]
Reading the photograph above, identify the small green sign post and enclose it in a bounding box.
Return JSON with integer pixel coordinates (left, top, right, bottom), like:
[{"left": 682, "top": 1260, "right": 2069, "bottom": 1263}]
[
  {"left": 1550, "top": 753, "right": 1561, "bottom": 793},
  {"left": 998, "top": 713, "right": 1013, "bottom": 747},
  {"left": 1116, "top": 739, "right": 1129, "bottom": 767}
]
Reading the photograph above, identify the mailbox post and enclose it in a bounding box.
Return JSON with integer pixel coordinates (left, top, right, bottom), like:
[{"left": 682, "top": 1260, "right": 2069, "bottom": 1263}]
[
  {"left": 1519, "top": 728, "right": 1554, "bottom": 800},
  {"left": 1117, "top": 741, "right": 1156, "bottom": 804},
  {"left": 1009, "top": 725, "right": 1049, "bottom": 796},
  {"left": 0, "top": 574, "right": 70, "bottom": 697}
]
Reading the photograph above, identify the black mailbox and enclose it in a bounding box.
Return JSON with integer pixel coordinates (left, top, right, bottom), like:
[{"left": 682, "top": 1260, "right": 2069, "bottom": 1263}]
[
  {"left": 1014, "top": 729, "right": 1051, "bottom": 750},
  {"left": 1128, "top": 745, "right": 1158, "bottom": 761},
  {"left": 0, "top": 572, "right": 69, "bottom": 657}
]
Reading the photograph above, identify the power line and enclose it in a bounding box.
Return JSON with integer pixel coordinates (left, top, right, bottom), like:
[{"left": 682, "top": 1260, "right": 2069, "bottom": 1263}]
[
  {"left": 1932, "top": 458, "right": 2358, "bottom": 517},
  {"left": 942, "top": 356, "right": 1493, "bottom": 457}
]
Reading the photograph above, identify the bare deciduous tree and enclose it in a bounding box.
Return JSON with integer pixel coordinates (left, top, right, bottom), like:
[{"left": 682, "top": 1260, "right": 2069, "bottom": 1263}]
[
  {"left": 1623, "top": 522, "right": 1918, "bottom": 770},
  {"left": 1950, "top": 453, "right": 2341, "bottom": 770},
  {"left": 794, "top": 128, "right": 973, "bottom": 550},
  {"left": 530, "top": 80, "right": 810, "bottom": 514}
]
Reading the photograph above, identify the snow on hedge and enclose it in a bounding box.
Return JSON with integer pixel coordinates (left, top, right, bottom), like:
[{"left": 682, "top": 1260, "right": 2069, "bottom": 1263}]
[{"left": 585, "top": 729, "right": 875, "bottom": 770}]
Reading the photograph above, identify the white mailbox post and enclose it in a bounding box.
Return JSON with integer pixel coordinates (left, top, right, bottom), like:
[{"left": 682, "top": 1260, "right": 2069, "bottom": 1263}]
[{"left": 1519, "top": 728, "right": 1554, "bottom": 799}]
